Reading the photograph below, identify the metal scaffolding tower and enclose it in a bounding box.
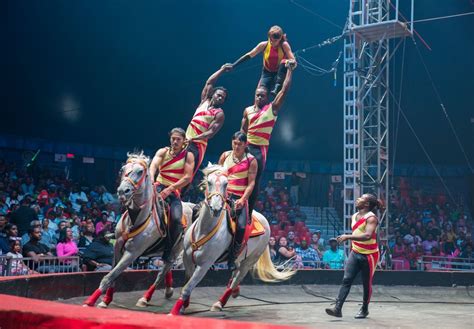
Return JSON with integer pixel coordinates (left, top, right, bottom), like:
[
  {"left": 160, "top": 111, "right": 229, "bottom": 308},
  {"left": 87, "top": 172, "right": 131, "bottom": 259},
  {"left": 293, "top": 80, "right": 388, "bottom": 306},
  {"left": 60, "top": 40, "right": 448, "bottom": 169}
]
[{"left": 343, "top": 0, "right": 413, "bottom": 257}]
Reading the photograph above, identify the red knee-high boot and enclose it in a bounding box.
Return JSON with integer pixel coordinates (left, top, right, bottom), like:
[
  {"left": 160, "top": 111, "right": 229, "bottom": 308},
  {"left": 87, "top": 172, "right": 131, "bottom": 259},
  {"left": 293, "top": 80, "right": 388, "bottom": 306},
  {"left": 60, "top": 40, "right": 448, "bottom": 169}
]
[
  {"left": 169, "top": 297, "right": 186, "bottom": 315},
  {"left": 102, "top": 287, "right": 115, "bottom": 305},
  {"left": 231, "top": 286, "right": 240, "bottom": 298},
  {"left": 143, "top": 284, "right": 156, "bottom": 302},
  {"left": 83, "top": 288, "right": 102, "bottom": 306},
  {"left": 165, "top": 271, "right": 173, "bottom": 288},
  {"left": 219, "top": 288, "right": 233, "bottom": 307}
]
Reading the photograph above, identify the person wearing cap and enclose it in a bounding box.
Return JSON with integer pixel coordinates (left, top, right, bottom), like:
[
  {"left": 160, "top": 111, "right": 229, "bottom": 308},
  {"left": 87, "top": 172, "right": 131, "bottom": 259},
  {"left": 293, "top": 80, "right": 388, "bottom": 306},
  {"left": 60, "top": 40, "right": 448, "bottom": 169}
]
[
  {"left": 295, "top": 238, "right": 320, "bottom": 268},
  {"left": 322, "top": 238, "right": 344, "bottom": 269}
]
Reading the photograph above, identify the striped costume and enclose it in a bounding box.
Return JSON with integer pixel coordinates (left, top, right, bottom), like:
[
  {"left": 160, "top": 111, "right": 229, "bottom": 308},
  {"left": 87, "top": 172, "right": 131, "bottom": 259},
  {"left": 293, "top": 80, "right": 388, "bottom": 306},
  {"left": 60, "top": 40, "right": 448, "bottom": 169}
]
[{"left": 186, "top": 100, "right": 223, "bottom": 177}]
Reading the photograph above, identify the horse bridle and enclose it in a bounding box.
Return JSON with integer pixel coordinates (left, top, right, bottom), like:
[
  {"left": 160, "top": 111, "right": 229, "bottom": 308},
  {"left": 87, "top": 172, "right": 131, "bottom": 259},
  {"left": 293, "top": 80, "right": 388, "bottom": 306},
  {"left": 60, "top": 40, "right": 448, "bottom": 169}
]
[
  {"left": 121, "top": 159, "right": 149, "bottom": 202},
  {"left": 204, "top": 170, "right": 228, "bottom": 211}
]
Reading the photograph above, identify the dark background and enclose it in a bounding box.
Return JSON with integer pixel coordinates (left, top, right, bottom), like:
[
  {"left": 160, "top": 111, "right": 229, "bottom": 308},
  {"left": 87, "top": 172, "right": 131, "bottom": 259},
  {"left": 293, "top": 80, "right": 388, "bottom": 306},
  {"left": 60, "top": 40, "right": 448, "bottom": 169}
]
[{"left": 4, "top": 0, "right": 474, "bottom": 165}]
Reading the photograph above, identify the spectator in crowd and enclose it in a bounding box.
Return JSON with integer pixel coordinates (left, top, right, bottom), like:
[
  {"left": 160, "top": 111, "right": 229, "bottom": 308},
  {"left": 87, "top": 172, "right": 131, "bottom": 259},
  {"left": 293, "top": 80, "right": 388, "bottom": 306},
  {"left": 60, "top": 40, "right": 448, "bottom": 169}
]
[
  {"left": 422, "top": 233, "right": 438, "bottom": 255},
  {"left": 0, "top": 194, "right": 9, "bottom": 214},
  {"left": 6, "top": 190, "right": 22, "bottom": 208},
  {"left": 322, "top": 238, "right": 344, "bottom": 269},
  {"left": 56, "top": 227, "right": 79, "bottom": 272},
  {"left": 99, "top": 185, "right": 115, "bottom": 205},
  {"left": 22, "top": 227, "right": 54, "bottom": 273},
  {"left": 21, "top": 220, "right": 42, "bottom": 246},
  {"left": 78, "top": 222, "right": 96, "bottom": 248},
  {"left": 391, "top": 236, "right": 410, "bottom": 270},
  {"left": 276, "top": 236, "right": 296, "bottom": 266},
  {"left": 268, "top": 236, "right": 277, "bottom": 263},
  {"left": 20, "top": 177, "right": 35, "bottom": 196},
  {"left": 95, "top": 211, "right": 112, "bottom": 235},
  {"left": 69, "top": 185, "right": 88, "bottom": 212},
  {"left": 459, "top": 244, "right": 473, "bottom": 259},
  {"left": 0, "top": 213, "right": 7, "bottom": 233},
  {"left": 295, "top": 238, "right": 320, "bottom": 268},
  {"left": 82, "top": 229, "right": 114, "bottom": 271},
  {"left": 286, "top": 231, "right": 299, "bottom": 249},
  {"left": 264, "top": 181, "right": 275, "bottom": 198},
  {"left": 425, "top": 221, "right": 441, "bottom": 240},
  {"left": 10, "top": 198, "right": 38, "bottom": 236},
  {"left": 6, "top": 240, "right": 36, "bottom": 275},
  {"left": 310, "top": 230, "right": 325, "bottom": 254},
  {"left": 403, "top": 228, "right": 422, "bottom": 251}
]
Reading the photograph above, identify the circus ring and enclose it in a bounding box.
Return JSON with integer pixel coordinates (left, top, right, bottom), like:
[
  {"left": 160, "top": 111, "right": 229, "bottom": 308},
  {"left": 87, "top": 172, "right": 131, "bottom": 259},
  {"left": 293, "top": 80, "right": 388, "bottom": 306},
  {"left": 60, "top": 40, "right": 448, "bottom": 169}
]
[{"left": 1, "top": 269, "right": 473, "bottom": 328}]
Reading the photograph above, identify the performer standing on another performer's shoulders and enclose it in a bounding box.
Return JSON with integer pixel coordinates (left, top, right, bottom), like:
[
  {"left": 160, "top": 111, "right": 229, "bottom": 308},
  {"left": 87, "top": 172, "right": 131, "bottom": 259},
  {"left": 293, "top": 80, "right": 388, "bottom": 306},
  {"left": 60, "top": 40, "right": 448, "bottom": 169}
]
[
  {"left": 231, "top": 25, "right": 296, "bottom": 96},
  {"left": 325, "top": 193, "right": 382, "bottom": 319}
]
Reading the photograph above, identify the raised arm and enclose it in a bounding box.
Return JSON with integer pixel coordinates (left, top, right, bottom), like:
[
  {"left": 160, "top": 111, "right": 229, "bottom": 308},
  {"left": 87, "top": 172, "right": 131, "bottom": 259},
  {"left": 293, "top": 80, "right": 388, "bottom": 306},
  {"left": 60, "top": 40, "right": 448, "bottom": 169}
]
[
  {"left": 188, "top": 111, "right": 225, "bottom": 142},
  {"left": 232, "top": 41, "right": 267, "bottom": 68},
  {"left": 149, "top": 148, "right": 167, "bottom": 182},
  {"left": 281, "top": 41, "right": 296, "bottom": 61},
  {"left": 200, "top": 64, "right": 233, "bottom": 103},
  {"left": 272, "top": 61, "right": 295, "bottom": 115}
]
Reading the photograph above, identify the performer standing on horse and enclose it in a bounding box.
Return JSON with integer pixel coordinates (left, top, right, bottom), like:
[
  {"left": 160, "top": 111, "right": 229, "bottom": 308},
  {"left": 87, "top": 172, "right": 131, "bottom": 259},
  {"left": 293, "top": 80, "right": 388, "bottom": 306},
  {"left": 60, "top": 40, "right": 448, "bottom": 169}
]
[
  {"left": 218, "top": 132, "right": 258, "bottom": 270},
  {"left": 149, "top": 127, "right": 195, "bottom": 262},
  {"left": 185, "top": 64, "right": 233, "bottom": 178},
  {"left": 241, "top": 59, "right": 296, "bottom": 217}
]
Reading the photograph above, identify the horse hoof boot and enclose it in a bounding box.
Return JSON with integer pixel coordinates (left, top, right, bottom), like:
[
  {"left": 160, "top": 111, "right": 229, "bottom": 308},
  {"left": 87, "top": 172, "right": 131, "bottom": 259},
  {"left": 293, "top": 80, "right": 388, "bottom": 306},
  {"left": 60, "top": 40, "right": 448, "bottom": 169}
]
[
  {"left": 136, "top": 297, "right": 149, "bottom": 308},
  {"left": 165, "top": 287, "right": 174, "bottom": 299},
  {"left": 97, "top": 301, "right": 108, "bottom": 308},
  {"left": 210, "top": 301, "right": 223, "bottom": 312},
  {"left": 231, "top": 287, "right": 240, "bottom": 298}
]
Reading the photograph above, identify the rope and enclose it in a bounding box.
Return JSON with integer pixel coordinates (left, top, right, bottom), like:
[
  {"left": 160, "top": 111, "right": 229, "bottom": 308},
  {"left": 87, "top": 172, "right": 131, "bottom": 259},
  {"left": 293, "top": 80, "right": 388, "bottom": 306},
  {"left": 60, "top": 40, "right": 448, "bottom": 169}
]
[
  {"left": 289, "top": 0, "right": 344, "bottom": 30},
  {"left": 390, "top": 38, "right": 406, "bottom": 188},
  {"left": 414, "top": 11, "right": 474, "bottom": 23},
  {"left": 387, "top": 87, "right": 459, "bottom": 207},
  {"left": 410, "top": 37, "right": 474, "bottom": 174}
]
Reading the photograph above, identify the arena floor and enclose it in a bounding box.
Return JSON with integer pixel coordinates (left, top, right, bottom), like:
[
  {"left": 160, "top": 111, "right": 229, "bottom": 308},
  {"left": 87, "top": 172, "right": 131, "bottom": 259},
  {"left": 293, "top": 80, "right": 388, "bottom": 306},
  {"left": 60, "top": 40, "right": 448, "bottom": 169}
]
[{"left": 63, "top": 284, "right": 474, "bottom": 328}]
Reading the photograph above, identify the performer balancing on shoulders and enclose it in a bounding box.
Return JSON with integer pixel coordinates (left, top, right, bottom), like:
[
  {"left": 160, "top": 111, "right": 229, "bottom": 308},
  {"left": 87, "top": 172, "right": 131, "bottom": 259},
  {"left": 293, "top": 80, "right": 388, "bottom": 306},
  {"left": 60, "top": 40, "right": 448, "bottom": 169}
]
[
  {"left": 149, "top": 128, "right": 195, "bottom": 262},
  {"left": 231, "top": 25, "right": 296, "bottom": 96},
  {"left": 218, "top": 132, "right": 258, "bottom": 270},
  {"left": 325, "top": 193, "right": 382, "bottom": 319},
  {"left": 185, "top": 64, "right": 233, "bottom": 178},
  {"left": 241, "top": 59, "right": 296, "bottom": 217}
]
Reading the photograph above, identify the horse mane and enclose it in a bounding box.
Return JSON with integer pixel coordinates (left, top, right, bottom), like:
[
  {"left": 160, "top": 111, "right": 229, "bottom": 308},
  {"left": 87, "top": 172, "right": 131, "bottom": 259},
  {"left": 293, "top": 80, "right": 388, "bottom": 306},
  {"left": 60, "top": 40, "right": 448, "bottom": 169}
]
[
  {"left": 200, "top": 162, "right": 227, "bottom": 189},
  {"left": 126, "top": 151, "right": 150, "bottom": 167}
]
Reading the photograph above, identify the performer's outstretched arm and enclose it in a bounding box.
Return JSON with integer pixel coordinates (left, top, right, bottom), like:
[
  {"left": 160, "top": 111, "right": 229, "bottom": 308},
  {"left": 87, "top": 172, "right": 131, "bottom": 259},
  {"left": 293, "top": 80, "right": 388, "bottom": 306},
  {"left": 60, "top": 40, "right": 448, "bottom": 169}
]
[
  {"left": 200, "top": 64, "right": 233, "bottom": 103},
  {"left": 232, "top": 41, "right": 267, "bottom": 68},
  {"left": 272, "top": 61, "right": 296, "bottom": 115}
]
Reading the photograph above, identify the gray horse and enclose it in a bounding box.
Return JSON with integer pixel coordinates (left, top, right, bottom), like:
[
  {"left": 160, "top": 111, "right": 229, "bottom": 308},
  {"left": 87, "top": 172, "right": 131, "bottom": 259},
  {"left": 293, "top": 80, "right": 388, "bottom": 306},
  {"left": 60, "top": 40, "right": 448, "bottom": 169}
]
[
  {"left": 169, "top": 164, "right": 295, "bottom": 315},
  {"left": 83, "top": 152, "right": 192, "bottom": 308}
]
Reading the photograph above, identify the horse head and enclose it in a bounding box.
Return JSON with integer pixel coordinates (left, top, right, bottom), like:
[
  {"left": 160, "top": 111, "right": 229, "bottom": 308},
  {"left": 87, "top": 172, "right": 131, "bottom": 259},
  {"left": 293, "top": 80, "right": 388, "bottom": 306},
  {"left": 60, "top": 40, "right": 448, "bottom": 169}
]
[
  {"left": 117, "top": 152, "right": 151, "bottom": 208},
  {"left": 202, "top": 163, "right": 228, "bottom": 217}
]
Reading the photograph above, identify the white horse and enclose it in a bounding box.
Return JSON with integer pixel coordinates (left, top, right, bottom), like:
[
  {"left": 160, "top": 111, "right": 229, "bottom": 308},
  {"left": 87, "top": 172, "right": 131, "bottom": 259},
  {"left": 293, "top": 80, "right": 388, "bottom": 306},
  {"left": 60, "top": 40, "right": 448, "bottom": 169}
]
[
  {"left": 83, "top": 152, "right": 192, "bottom": 308},
  {"left": 169, "top": 164, "right": 295, "bottom": 315}
]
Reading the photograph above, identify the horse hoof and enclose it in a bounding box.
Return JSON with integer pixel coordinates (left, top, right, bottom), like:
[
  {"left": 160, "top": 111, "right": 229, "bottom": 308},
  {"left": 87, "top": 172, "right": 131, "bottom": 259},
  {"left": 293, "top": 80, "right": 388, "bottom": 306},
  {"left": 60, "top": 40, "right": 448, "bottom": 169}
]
[
  {"left": 165, "top": 287, "right": 174, "bottom": 299},
  {"left": 168, "top": 307, "right": 184, "bottom": 316},
  {"left": 97, "top": 301, "right": 108, "bottom": 308},
  {"left": 82, "top": 304, "right": 92, "bottom": 307},
  {"left": 136, "top": 297, "right": 149, "bottom": 308},
  {"left": 210, "top": 301, "right": 223, "bottom": 312}
]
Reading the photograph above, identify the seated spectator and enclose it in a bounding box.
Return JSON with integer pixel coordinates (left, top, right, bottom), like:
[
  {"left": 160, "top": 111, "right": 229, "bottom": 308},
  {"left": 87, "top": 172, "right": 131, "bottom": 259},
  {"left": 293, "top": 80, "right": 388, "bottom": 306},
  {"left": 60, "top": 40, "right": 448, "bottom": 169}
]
[
  {"left": 322, "top": 238, "right": 344, "bottom": 269},
  {"left": 268, "top": 236, "right": 277, "bottom": 263},
  {"left": 40, "top": 218, "right": 57, "bottom": 250},
  {"left": 391, "top": 236, "right": 410, "bottom": 270},
  {"left": 425, "top": 221, "right": 441, "bottom": 240},
  {"left": 82, "top": 229, "right": 114, "bottom": 271},
  {"left": 264, "top": 181, "right": 275, "bottom": 198},
  {"left": 56, "top": 221, "right": 67, "bottom": 241},
  {"left": 0, "top": 213, "right": 7, "bottom": 234},
  {"left": 422, "top": 233, "right": 438, "bottom": 255},
  {"left": 295, "top": 238, "right": 320, "bottom": 268},
  {"left": 459, "top": 244, "right": 473, "bottom": 260},
  {"left": 10, "top": 197, "right": 37, "bottom": 236},
  {"left": 21, "top": 220, "right": 42, "bottom": 246},
  {"left": 78, "top": 222, "right": 96, "bottom": 248},
  {"left": 69, "top": 185, "right": 88, "bottom": 212},
  {"left": 6, "top": 240, "right": 36, "bottom": 275},
  {"left": 56, "top": 227, "right": 79, "bottom": 272},
  {"left": 22, "top": 227, "right": 55, "bottom": 273},
  {"left": 286, "top": 231, "right": 299, "bottom": 249},
  {"left": 95, "top": 211, "right": 112, "bottom": 235},
  {"left": 403, "top": 228, "right": 422, "bottom": 251},
  {"left": 310, "top": 231, "right": 325, "bottom": 254},
  {"left": 99, "top": 185, "right": 115, "bottom": 205},
  {"left": 275, "top": 236, "right": 296, "bottom": 266}
]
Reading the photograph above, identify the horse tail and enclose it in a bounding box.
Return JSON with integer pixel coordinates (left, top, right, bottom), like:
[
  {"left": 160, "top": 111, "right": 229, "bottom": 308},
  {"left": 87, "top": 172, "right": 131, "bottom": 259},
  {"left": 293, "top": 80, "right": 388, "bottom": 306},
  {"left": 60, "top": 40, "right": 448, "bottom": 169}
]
[{"left": 252, "top": 247, "right": 296, "bottom": 283}]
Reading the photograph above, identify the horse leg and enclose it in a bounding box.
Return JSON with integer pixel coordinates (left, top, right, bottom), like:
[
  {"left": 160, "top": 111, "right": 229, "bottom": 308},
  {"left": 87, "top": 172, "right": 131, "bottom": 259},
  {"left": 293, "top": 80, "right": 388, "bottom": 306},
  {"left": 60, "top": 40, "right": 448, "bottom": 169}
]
[
  {"left": 136, "top": 262, "right": 173, "bottom": 307},
  {"left": 169, "top": 263, "right": 212, "bottom": 316},
  {"left": 210, "top": 269, "right": 240, "bottom": 312},
  {"left": 212, "top": 263, "right": 252, "bottom": 311},
  {"left": 96, "top": 239, "right": 126, "bottom": 308}
]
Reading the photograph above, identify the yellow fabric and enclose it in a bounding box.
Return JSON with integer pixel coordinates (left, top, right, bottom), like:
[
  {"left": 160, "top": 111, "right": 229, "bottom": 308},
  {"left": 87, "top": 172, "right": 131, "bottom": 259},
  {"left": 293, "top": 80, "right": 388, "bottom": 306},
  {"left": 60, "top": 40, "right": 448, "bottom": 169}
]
[
  {"left": 156, "top": 147, "right": 186, "bottom": 187},
  {"left": 351, "top": 212, "right": 379, "bottom": 255},
  {"left": 245, "top": 104, "right": 277, "bottom": 146}
]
